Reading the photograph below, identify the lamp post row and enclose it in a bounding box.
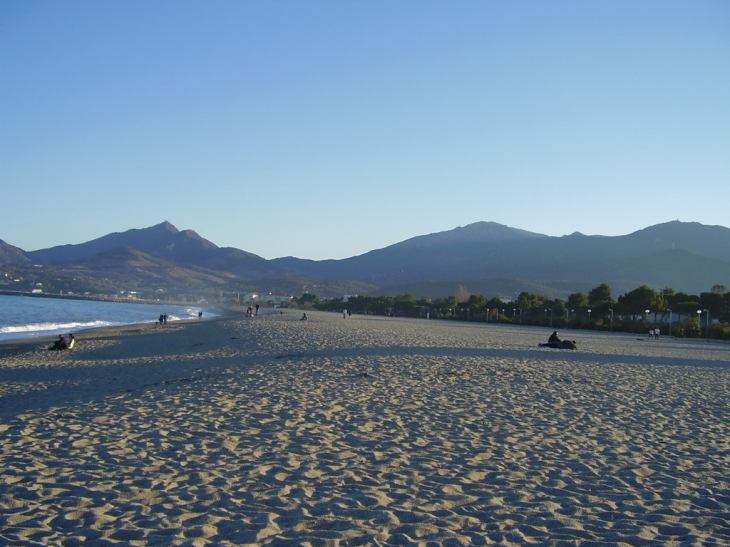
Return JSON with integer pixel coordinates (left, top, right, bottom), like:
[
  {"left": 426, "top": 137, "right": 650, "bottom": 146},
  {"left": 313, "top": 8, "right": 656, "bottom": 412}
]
[{"left": 481, "top": 306, "right": 707, "bottom": 339}]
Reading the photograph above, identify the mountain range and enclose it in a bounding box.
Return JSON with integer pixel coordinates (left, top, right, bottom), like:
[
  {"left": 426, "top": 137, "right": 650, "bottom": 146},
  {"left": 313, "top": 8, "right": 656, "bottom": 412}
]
[{"left": 2, "top": 220, "right": 729, "bottom": 300}]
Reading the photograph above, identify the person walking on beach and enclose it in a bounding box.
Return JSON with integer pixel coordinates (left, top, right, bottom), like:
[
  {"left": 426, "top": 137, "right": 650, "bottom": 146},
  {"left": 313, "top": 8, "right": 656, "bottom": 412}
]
[
  {"left": 163, "top": 313, "right": 168, "bottom": 325},
  {"left": 255, "top": 304, "right": 259, "bottom": 316},
  {"left": 159, "top": 314, "right": 164, "bottom": 325}
]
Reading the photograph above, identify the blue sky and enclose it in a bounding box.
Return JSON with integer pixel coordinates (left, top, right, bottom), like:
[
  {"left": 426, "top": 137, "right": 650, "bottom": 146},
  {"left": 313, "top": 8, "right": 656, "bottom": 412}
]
[{"left": 2, "top": 1, "right": 729, "bottom": 259}]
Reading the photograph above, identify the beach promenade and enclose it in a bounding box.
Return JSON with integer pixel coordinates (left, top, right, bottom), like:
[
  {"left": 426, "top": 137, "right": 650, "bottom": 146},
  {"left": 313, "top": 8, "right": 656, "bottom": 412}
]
[{"left": 1, "top": 309, "right": 729, "bottom": 546}]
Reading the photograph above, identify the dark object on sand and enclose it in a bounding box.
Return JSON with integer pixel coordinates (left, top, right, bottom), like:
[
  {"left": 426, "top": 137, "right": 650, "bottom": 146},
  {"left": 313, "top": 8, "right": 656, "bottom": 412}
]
[
  {"left": 49, "top": 334, "right": 75, "bottom": 350},
  {"left": 539, "top": 340, "right": 577, "bottom": 350}
]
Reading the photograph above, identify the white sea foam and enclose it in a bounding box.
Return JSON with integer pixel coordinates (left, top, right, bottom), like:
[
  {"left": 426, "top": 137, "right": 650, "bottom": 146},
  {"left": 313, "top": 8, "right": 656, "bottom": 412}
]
[{"left": 0, "top": 320, "right": 116, "bottom": 335}]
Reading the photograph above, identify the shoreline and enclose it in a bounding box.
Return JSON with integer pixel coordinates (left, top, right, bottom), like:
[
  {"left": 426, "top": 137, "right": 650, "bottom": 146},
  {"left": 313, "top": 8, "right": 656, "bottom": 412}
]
[
  {"left": 0, "top": 295, "right": 236, "bottom": 346},
  {"left": 1, "top": 309, "right": 729, "bottom": 545}
]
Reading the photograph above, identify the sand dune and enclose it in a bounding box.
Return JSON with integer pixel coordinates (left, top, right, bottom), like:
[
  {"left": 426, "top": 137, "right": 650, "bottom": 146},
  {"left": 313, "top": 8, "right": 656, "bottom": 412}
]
[{"left": 1, "top": 309, "right": 729, "bottom": 546}]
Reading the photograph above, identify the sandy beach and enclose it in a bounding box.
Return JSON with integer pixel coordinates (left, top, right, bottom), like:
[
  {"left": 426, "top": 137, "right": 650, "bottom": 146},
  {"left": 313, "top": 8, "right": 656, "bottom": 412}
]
[{"left": 1, "top": 309, "right": 729, "bottom": 546}]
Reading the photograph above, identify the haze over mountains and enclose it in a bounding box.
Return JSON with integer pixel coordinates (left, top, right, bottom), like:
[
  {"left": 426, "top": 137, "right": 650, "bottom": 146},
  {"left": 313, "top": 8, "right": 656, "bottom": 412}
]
[{"left": 2, "top": 220, "right": 729, "bottom": 300}]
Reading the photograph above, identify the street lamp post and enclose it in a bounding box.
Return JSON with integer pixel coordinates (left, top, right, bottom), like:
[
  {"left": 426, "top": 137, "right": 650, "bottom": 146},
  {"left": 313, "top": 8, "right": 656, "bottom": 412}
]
[
  {"left": 501, "top": 309, "right": 505, "bottom": 323},
  {"left": 587, "top": 309, "right": 592, "bottom": 322},
  {"left": 467, "top": 308, "right": 470, "bottom": 321},
  {"left": 697, "top": 310, "right": 702, "bottom": 337},
  {"left": 485, "top": 308, "right": 489, "bottom": 323},
  {"left": 667, "top": 308, "right": 672, "bottom": 337},
  {"left": 608, "top": 308, "right": 614, "bottom": 332},
  {"left": 518, "top": 308, "right": 523, "bottom": 325},
  {"left": 545, "top": 309, "right": 553, "bottom": 328},
  {"left": 703, "top": 309, "right": 710, "bottom": 341}
]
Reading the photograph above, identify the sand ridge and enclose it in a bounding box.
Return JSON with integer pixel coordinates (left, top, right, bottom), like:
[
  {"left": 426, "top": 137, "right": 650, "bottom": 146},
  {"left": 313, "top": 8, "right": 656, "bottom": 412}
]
[{"left": 1, "top": 309, "right": 729, "bottom": 546}]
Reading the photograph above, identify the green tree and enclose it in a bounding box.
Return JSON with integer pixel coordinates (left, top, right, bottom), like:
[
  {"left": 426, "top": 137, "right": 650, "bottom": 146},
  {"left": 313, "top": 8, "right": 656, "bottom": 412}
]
[
  {"left": 699, "top": 292, "right": 724, "bottom": 318},
  {"left": 588, "top": 283, "right": 613, "bottom": 305},
  {"left": 723, "top": 292, "right": 730, "bottom": 322},
  {"left": 394, "top": 294, "right": 417, "bottom": 315},
  {"left": 297, "top": 293, "right": 320, "bottom": 308},
  {"left": 568, "top": 292, "right": 589, "bottom": 310},
  {"left": 616, "top": 285, "right": 665, "bottom": 318},
  {"left": 515, "top": 291, "right": 547, "bottom": 311},
  {"left": 466, "top": 294, "right": 487, "bottom": 308},
  {"left": 433, "top": 296, "right": 458, "bottom": 317}
]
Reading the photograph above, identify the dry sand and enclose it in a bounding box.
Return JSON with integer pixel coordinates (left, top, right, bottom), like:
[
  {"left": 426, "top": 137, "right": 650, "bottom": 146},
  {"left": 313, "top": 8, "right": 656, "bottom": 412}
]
[{"left": 1, "top": 309, "right": 729, "bottom": 546}]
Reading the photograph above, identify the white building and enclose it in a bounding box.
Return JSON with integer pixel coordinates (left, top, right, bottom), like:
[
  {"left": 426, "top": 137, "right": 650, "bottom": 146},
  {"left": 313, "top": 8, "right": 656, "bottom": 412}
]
[{"left": 244, "top": 293, "right": 293, "bottom": 304}]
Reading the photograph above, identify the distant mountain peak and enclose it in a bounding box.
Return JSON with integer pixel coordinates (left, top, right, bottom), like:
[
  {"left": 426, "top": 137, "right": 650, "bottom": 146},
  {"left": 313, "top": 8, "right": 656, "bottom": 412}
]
[
  {"left": 0, "top": 239, "right": 32, "bottom": 265},
  {"left": 155, "top": 221, "right": 179, "bottom": 234},
  {"left": 396, "top": 221, "right": 545, "bottom": 250}
]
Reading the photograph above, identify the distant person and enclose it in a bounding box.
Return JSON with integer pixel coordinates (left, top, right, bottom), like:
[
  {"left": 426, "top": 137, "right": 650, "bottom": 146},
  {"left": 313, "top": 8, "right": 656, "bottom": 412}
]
[
  {"left": 347, "top": 309, "right": 352, "bottom": 318},
  {"left": 198, "top": 311, "right": 203, "bottom": 318},
  {"left": 538, "top": 331, "right": 561, "bottom": 348},
  {"left": 163, "top": 313, "right": 168, "bottom": 325},
  {"left": 49, "top": 334, "right": 73, "bottom": 350},
  {"left": 343, "top": 309, "right": 347, "bottom": 319},
  {"left": 649, "top": 328, "right": 654, "bottom": 340},
  {"left": 539, "top": 331, "right": 577, "bottom": 350},
  {"left": 255, "top": 304, "right": 260, "bottom": 316},
  {"left": 159, "top": 314, "right": 165, "bottom": 325},
  {"left": 49, "top": 335, "right": 66, "bottom": 350},
  {"left": 654, "top": 328, "right": 660, "bottom": 340},
  {"left": 301, "top": 313, "right": 308, "bottom": 321}
]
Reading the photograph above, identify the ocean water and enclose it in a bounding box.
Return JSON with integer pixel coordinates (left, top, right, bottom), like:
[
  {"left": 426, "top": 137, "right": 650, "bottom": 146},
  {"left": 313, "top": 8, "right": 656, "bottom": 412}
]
[{"left": 0, "top": 295, "right": 216, "bottom": 342}]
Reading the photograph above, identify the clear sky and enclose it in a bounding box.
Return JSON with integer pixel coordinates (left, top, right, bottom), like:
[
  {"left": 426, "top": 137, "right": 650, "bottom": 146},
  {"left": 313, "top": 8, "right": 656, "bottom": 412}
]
[{"left": 2, "top": 1, "right": 729, "bottom": 260}]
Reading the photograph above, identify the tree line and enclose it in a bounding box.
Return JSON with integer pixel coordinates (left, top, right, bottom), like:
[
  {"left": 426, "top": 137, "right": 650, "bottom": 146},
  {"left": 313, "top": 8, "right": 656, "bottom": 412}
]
[{"left": 291, "top": 283, "right": 730, "bottom": 340}]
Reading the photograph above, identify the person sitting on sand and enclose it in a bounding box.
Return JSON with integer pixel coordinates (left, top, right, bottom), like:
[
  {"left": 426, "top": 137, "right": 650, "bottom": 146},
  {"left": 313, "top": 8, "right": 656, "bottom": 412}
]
[
  {"left": 539, "top": 331, "right": 564, "bottom": 349},
  {"left": 301, "top": 313, "right": 308, "bottom": 320},
  {"left": 49, "top": 335, "right": 68, "bottom": 350},
  {"left": 539, "top": 331, "right": 577, "bottom": 350},
  {"left": 48, "top": 333, "right": 76, "bottom": 350}
]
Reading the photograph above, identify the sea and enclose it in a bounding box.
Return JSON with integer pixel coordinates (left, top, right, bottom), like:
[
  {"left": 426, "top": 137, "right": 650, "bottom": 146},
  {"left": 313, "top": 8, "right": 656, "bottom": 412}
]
[{"left": 0, "top": 295, "right": 217, "bottom": 342}]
